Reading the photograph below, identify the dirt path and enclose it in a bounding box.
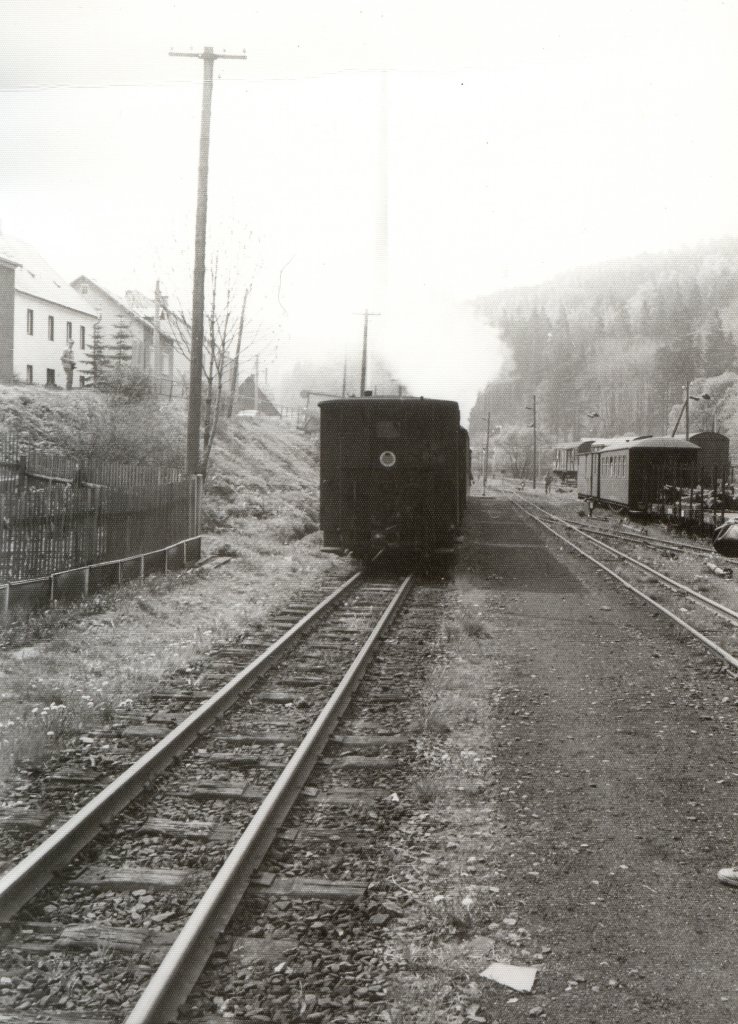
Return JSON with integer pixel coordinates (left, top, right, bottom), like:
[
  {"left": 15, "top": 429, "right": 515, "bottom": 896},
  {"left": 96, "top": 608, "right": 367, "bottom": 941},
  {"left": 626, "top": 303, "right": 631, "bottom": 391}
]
[{"left": 386, "top": 495, "right": 738, "bottom": 1022}]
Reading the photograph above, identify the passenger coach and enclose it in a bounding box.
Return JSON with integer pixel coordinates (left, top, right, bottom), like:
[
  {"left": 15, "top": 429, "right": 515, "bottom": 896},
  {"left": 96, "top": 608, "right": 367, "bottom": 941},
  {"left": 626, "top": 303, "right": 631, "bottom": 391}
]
[
  {"left": 578, "top": 436, "right": 699, "bottom": 510},
  {"left": 319, "top": 396, "right": 467, "bottom": 562}
]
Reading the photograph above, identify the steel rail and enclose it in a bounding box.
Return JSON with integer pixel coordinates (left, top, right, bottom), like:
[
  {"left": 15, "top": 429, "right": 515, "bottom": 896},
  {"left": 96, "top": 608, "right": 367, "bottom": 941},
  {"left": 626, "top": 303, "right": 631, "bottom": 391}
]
[
  {"left": 573, "top": 524, "right": 710, "bottom": 555},
  {"left": 528, "top": 501, "right": 712, "bottom": 555},
  {"left": 513, "top": 500, "right": 738, "bottom": 671},
  {"left": 125, "top": 574, "right": 414, "bottom": 1024},
  {"left": 518, "top": 499, "right": 738, "bottom": 627},
  {"left": 0, "top": 569, "right": 365, "bottom": 922},
  {"left": 496, "top": 482, "right": 717, "bottom": 554}
]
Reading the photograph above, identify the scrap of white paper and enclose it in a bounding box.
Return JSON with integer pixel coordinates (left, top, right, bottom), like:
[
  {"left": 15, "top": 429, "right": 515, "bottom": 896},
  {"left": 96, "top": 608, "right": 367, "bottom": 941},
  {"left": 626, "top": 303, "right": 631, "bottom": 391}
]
[{"left": 479, "top": 962, "right": 538, "bottom": 992}]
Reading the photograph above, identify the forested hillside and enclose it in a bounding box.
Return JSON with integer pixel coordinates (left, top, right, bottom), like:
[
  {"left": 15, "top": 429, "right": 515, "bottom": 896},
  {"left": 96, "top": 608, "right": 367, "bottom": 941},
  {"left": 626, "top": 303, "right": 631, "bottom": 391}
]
[{"left": 470, "top": 239, "right": 738, "bottom": 448}]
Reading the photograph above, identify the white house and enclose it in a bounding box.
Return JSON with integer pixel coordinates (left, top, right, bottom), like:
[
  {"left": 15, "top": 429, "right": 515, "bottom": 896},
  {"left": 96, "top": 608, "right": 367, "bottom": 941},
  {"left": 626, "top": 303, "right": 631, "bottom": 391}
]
[
  {"left": 0, "top": 235, "right": 98, "bottom": 388},
  {"left": 71, "top": 277, "right": 176, "bottom": 393}
]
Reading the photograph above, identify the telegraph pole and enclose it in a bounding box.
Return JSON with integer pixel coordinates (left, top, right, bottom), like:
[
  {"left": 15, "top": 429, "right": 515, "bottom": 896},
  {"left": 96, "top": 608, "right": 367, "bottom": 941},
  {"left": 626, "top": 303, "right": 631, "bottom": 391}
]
[
  {"left": 483, "top": 410, "right": 491, "bottom": 496},
  {"left": 354, "top": 310, "right": 380, "bottom": 395},
  {"left": 532, "top": 395, "right": 537, "bottom": 489},
  {"left": 153, "top": 280, "right": 161, "bottom": 394},
  {"left": 171, "top": 46, "right": 247, "bottom": 475},
  {"left": 526, "top": 394, "right": 537, "bottom": 489}
]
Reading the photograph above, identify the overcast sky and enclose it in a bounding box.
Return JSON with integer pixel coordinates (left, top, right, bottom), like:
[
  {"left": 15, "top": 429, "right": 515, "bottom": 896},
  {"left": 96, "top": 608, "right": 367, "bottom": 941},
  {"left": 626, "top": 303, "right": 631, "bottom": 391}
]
[{"left": 1, "top": 0, "right": 736, "bottom": 416}]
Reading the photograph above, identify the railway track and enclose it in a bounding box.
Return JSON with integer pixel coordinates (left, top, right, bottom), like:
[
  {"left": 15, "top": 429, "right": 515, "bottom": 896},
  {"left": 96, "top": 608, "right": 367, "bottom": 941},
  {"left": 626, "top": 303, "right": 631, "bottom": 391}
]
[
  {"left": 0, "top": 568, "right": 431, "bottom": 1022},
  {"left": 552, "top": 517, "right": 711, "bottom": 556},
  {"left": 514, "top": 497, "right": 738, "bottom": 672},
  {"left": 499, "top": 483, "right": 716, "bottom": 556}
]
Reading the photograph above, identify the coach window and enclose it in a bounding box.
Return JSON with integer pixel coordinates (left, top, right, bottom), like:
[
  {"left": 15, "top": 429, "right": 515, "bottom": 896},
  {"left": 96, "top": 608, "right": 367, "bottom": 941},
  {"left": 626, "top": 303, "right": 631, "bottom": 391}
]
[{"left": 26, "top": 309, "right": 33, "bottom": 335}]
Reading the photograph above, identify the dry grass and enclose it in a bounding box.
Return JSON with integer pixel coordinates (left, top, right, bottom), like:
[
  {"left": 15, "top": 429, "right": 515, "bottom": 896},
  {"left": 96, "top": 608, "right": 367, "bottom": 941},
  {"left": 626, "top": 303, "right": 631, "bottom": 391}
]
[
  {"left": 461, "top": 614, "right": 490, "bottom": 639},
  {"left": 0, "top": 389, "right": 345, "bottom": 787}
]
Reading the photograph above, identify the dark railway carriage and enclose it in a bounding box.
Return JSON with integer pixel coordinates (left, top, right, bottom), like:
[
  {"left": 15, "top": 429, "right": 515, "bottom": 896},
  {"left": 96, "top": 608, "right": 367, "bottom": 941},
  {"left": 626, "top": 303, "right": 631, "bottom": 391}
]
[
  {"left": 320, "top": 397, "right": 464, "bottom": 560},
  {"left": 552, "top": 442, "right": 580, "bottom": 481},
  {"left": 578, "top": 436, "right": 699, "bottom": 510},
  {"left": 690, "top": 431, "right": 731, "bottom": 480}
]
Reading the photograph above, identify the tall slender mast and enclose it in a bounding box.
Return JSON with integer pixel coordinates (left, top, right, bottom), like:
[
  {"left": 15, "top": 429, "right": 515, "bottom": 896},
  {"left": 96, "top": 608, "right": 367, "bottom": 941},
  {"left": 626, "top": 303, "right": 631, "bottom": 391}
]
[
  {"left": 483, "top": 410, "right": 491, "bottom": 496},
  {"left": 355, "top": 310, "right": 380, "bottom": 396},
  {"left": 170, "top": 46, "right": 247, "bottom": 475}
]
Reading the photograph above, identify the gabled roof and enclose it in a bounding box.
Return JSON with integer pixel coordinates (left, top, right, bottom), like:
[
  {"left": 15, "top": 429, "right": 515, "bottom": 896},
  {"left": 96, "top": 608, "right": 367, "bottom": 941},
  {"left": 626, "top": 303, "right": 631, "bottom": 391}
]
[
  {"left": 71, "top": 276, "right": 176, "bottom": 345},
  {"left": 238, "top": 375, "right": 280, "bottom": 416},
  {"left": 125, "top": 289, "right": 187, "bottom": 347},
  {"left": 0, "top": 235, "right": 97, "bottom": 317}
]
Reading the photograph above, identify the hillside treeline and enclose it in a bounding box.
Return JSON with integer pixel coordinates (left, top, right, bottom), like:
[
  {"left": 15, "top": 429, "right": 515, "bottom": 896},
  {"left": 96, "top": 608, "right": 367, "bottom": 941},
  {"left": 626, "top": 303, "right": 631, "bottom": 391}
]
[{"left": 470, "top": 240, "right": 738, "bottom": 445}]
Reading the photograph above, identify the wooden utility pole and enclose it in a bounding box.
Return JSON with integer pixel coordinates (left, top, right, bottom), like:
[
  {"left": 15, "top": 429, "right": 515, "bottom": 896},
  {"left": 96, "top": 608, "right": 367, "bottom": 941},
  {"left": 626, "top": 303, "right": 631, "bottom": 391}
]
[
  {"left": 170, "top": 46, "right": 247, "bottom": 475},
  {"left": 529, "top": 395, "right": 537, "bottom": 489},
  {"left": 153, "top": 280, "right": 161, "bottom": 393},
  {"left": 354, "top": 310, "right": 380, "bottom": 395},
  {"left": 254, "top": 353, "right": 259, "bottom": 415},
  {"left": 483, "top": 410, "right": 491, "bottom": 496},
  {"left": 671, "top": 380, "right": 692, "bottom": 439}
]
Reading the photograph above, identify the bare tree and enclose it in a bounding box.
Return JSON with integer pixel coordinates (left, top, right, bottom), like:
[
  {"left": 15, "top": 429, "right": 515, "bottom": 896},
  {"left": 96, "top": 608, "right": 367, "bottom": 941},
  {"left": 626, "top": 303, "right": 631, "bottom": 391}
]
[
  {"left": 226, "top": 287, "right": 250, "bottom": 420},
  {"left": 167, "top": 261, "right": 266, "bottom": 477}
]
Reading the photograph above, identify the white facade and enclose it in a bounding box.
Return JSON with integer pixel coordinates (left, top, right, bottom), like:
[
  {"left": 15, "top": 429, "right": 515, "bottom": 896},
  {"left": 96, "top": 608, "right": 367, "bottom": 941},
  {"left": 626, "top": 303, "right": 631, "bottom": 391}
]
[
  {"left": 15, "top": 291, "right": 97, "bottom": 388},
  {"left": 0, "top": 235, "right": 98, "bottom": 388},
  {"left": 72, "top": 278, "right": 176, "bottom": 393}
]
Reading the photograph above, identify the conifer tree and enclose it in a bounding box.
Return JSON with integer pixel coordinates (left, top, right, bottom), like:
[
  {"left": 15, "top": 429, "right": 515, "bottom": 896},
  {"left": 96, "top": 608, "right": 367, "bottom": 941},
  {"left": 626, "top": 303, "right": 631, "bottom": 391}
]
[
  {"left": 81, "top": 319, "right": 109, "bottom": 386},
  {"left": 703, "top": 312, "right": 735, "bottom": 377},
  {"left": 109, "top": 313, "right": 133, "bottom": 367}
]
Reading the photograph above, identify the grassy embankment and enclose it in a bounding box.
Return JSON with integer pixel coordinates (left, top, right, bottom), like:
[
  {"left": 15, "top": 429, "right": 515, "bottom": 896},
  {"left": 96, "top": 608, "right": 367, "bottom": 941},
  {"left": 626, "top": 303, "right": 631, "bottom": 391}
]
[{"left": 0, "top": 385, "right": 344, "bottom": 782}]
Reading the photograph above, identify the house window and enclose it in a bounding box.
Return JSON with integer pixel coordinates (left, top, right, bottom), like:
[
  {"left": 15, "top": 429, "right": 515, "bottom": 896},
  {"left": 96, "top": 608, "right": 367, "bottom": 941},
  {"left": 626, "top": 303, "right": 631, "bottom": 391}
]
[
  {"left": 48, "top": 315, "right": 54, "bottom": 341},
  {"left": 66, "top": 321, "right": 72, "bottom": 341},
  {"left": 26, "top": 309, "right": 33, "bottom": 335},
  {"left": 79, "top": 325, "right": 86, "bottom": 350},
  {"left": 46, "top": 368, "right": 56, "bottom": 387},
  {"left": 26, "top": 365, "right": 33, "bottom": 384}
]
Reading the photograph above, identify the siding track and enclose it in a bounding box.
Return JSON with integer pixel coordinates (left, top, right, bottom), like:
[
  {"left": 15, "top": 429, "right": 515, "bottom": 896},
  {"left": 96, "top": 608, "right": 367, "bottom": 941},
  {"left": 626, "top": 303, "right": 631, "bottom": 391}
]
[{"left": 515, "top": 497, "right": 738, "bottom": 671}]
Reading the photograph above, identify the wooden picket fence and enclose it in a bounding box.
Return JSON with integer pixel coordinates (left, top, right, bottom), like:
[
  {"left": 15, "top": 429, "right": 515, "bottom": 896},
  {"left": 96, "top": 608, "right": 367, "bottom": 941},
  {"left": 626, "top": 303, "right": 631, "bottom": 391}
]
[
  {"left": 0, "top": 433, "right": 201, "bottom": 584},
  {"left": 0, "top": 477, "right": 202, "bottom": 583},
  {"left": 0, "top": 433, "right": 183, "bottom": 489}
]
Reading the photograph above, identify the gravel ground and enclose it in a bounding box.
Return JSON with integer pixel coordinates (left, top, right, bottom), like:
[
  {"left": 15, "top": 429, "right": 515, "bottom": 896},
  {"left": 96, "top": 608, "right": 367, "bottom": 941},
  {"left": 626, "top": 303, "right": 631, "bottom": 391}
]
[
  {"left": 381, "top": 493, "right": 738, "bottom": 1023},
  {"left": 4, "top": 480, "right": 738, "bottom": 1022}
]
